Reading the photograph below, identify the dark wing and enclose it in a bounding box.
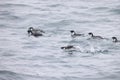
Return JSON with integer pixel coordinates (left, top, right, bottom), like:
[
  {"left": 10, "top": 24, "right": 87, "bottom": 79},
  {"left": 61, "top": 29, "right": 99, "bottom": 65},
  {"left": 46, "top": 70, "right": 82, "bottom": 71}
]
[
  {"left": 32, "top": 30, "right": 43, "bottom": 37},
  {"left": 94, "top": 36, "right": 103, "bottom": 39},
  {"left": 76, "top": 33, "right": 84, "bottom": 36}
]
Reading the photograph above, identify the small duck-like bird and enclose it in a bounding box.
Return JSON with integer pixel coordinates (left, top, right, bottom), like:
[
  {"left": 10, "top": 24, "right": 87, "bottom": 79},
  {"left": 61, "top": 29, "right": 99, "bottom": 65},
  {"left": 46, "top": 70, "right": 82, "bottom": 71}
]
[
  {"left": 27, "top": 27, "right": 45, "bottom": 37},
  {"left": 70, "top": 30, "right": 84, "bottom": 38},
  {"left": 88, "top": 32, "right": 104, "bottom": 39},
  {"left": 61, "top": 45, "right": 75, "bottom": 50},
  {"left": 61, "top": 45, "right": 77, "bottom": 54},
  {"left": 112, "top": 37, "right": 120, "bottom": 43},
  {"left": 61, "top": 45, "right": 84, "bottom": 52}
]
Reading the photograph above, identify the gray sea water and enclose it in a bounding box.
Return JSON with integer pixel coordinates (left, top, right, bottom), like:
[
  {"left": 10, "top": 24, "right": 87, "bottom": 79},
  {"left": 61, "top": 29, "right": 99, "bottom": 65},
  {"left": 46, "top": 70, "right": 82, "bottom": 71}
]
[{"left": 0, "top": 0, "right": 120, "bottom": 80}]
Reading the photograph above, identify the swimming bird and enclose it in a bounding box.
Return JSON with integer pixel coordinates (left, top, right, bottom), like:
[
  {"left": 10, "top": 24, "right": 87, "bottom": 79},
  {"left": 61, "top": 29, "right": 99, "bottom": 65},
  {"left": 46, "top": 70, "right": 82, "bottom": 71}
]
[
  {"left": 112, "top": 37, "right": 120, "bottom": 43},
  {"left": 27, "top": 27, "right": 45, "bottom": 37},
  {"left": 88, "top": 32, "right": 104, "bottom": 39},
  {"left": 61, "top": 45, "right": 76, "bottom": 54},
  {"left": 61, "top": 45, "right": 84, "bottom": 52},
  {"left": 70, "top": 30, "right": 84, "bottom": 38},
  {"left": 61, "top": 45, "right": 75, "bottom": 50}
]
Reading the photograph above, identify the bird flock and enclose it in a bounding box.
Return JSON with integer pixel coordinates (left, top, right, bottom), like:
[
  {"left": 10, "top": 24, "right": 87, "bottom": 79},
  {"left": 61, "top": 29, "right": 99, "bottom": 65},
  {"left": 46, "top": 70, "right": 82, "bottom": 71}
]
[{"left": 27, "top": 27, "right": 120, "bottom": 51}]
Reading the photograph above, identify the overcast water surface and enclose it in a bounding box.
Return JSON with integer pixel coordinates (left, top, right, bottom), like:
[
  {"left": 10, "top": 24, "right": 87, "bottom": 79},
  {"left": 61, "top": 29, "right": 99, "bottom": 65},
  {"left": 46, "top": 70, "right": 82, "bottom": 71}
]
[{"left": 0, "top": 0, "right": 120, "bottom": 80}]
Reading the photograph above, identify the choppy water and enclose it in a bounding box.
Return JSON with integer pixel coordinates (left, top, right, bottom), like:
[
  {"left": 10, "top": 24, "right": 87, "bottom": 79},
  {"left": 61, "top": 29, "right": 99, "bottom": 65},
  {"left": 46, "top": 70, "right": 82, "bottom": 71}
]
[{"left": 0, "top": 0, "right": 120, "bottom": 80}]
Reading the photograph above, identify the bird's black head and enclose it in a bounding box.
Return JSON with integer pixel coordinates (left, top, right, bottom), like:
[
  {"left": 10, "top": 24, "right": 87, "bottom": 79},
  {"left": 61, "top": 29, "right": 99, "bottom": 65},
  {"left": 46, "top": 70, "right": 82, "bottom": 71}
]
[
  {"left": 88, "top": 32, "right": 94, "bottom": 37},
  {"left": 27, "top": 29, "right": 32, "bottom": 34},
  {"left": 112, "top": 37, "right": 117, "bottom": 42},
  {"left": 70, "top": 30, "right": 75, "bottom": 33},
  {"left": 27, "top": 27, "right": 34, "bottom": 36},
  {"left": 88, "top": 32, "right": 93, "bottom": 35},
  {"left": 61, "top": 47, "right": 65, "bottom": 49},
  {"left": 112, "top": 37, "right": 118, "bottom": 42},
  {"left": 28, "top": 27, "right": 34, "bottom": 31},
  {"left": 112, "top": 37, "right": 117, "bottom": 40}
]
